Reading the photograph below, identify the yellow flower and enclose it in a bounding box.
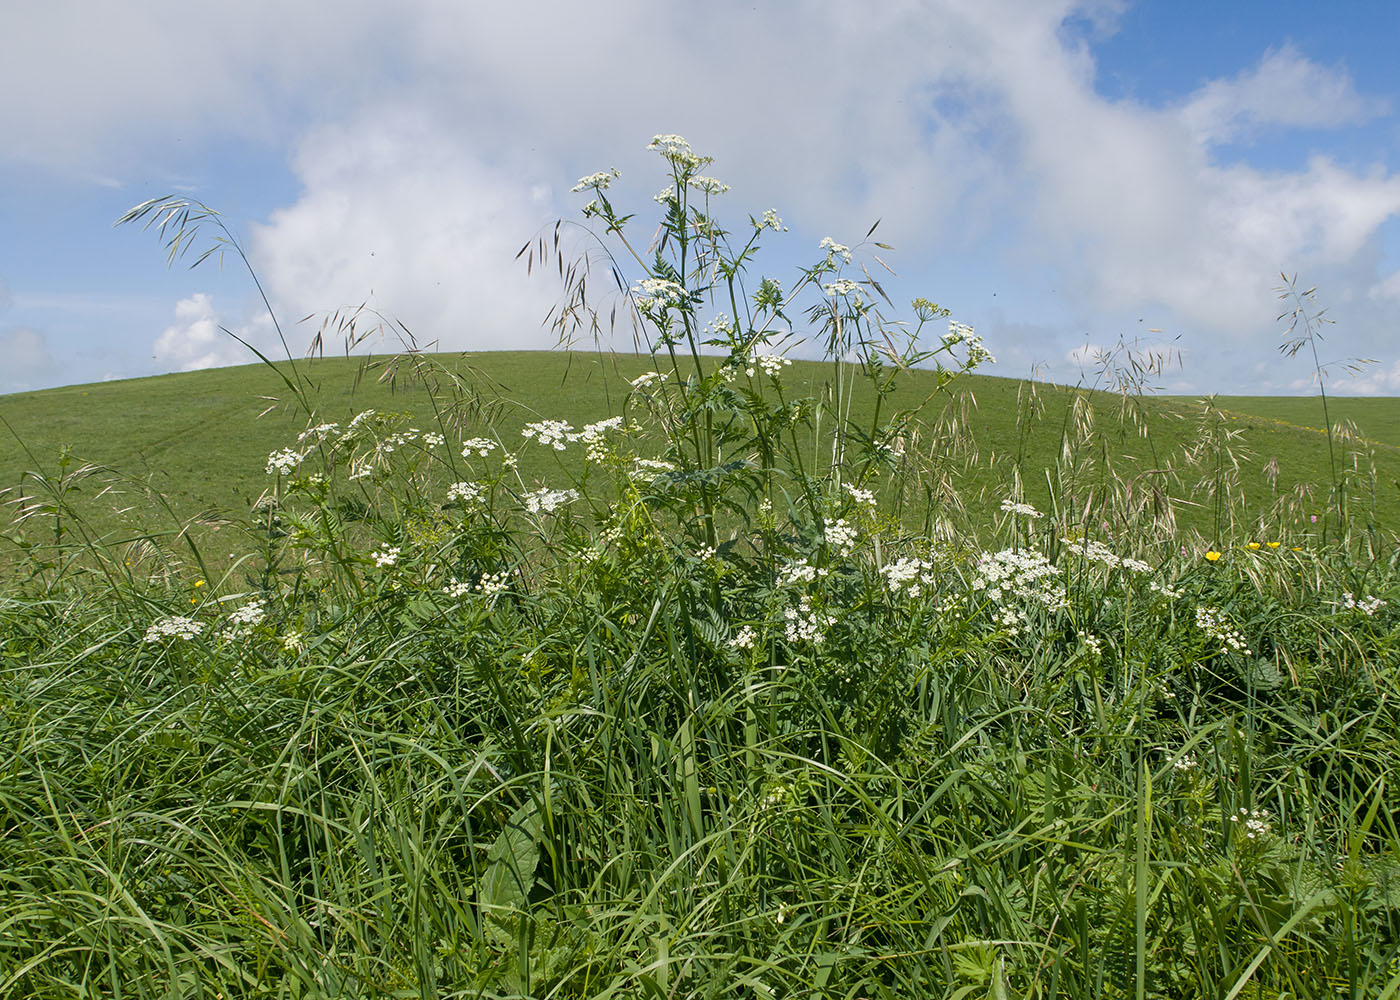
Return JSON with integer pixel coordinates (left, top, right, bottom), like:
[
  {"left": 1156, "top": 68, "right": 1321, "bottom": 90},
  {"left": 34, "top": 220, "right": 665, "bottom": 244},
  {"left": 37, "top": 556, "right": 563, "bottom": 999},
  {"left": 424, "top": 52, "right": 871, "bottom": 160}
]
[
  {"left": 194, "top": 580, "right": 206, "bottom": 588},
  {"left": 1205, "top": 550, "right": 1222, "bottom": 562},
  {"left": 1246, "top": 542, "right": 1261, "bottom": 551},
  {"left": 1267, "top": 541, "right": 1280, "bottom": 549}
]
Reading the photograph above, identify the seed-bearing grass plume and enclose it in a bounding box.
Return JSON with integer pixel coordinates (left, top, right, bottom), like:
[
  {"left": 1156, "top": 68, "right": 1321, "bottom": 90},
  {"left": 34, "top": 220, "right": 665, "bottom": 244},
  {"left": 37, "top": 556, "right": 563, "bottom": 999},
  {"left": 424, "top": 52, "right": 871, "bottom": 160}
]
[{"left": 0, "top": 135, "right": 1398, "bottom": 997}]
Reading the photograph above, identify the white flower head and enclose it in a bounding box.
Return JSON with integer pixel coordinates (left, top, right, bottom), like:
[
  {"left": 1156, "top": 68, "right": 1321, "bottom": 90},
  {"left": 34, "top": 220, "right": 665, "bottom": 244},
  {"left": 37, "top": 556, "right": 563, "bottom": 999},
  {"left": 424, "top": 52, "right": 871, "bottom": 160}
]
[
  {"left": 572, "top": 168, "right": 620, "bottom": 193},
  {"left": 647, "top": 134, "right": 703, "bottom": 169},
  {"left": 632, "top": 278, "right": 688, "bottom": 311},
  {"left": 523, "top": 487, "right": 579, "bottom": 515},
  {"left": 265, "top": 448, "right": 304, "bottom": 476},
  {"left": 461, "top": 437, "right": 496, "bottom": 458},
  {"left": 1000, "top": 498, "right": 1042, "bottom": 519},
  {"left": 442, "top": 577, "right": 473, "bottom": 599},
  {"left": 447, "top": 481, "right": 483, "bottom": 505},
  {"left": 372, "top": 545, "right": 401, "bottom": 569},
  {"left": 823, "top": 517, "right": 858, "bottom": 556},
  {"left": 144, "top": 615, "right": 203, "bottom": 643},
  {"left": 820, "top": 237, "right": 852, "bottom": 264},
  {"left": 688, "top": 175, "right": 729, "bottom": 195},
  {"left": 296, "top": 422, "right": 340, "bottom": 445},
  {"left": 844, "top": 483, "right": 876, "bottom": 509},
  {"left": 522, "top": 420, "right": 575, "bottom": 451}
]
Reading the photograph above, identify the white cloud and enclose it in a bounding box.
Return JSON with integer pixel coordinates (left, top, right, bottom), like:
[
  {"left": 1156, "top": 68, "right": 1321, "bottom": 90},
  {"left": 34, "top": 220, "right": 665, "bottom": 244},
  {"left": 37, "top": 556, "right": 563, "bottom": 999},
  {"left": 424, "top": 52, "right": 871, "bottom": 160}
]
[
  {"left": 1180, "top": 45, "right": 1386, "bottom": 146},
  {"left": 153, "top": 294, "right": 275, "bottom": 371},
  {"left": 5, "top": 0, "right": 1400, "bottom": 393},
  {"left": 250, "top": 110, "right": 567, "bottom": 355},
  {"left": 0, "top": 1, "right": 408, "bottom": 174}
]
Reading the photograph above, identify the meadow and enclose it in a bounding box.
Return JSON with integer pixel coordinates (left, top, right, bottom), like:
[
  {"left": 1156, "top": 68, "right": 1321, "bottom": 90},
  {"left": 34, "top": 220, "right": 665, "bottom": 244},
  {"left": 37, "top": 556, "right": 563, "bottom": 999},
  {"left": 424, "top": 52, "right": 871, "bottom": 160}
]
[{"left": 2, "top": 136, "right": 1399, "bottom": 998}]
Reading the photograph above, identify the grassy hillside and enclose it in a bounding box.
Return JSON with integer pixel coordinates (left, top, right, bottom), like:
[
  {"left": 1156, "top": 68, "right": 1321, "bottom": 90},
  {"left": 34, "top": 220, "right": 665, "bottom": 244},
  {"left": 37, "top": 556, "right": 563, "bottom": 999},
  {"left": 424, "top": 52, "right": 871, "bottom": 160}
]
[
  {"left": 2, "top": 352, "right": 1397, "bottom": 577},
  {"left": 1203, "top": 394, "right": 1400, "bottom": 448}
]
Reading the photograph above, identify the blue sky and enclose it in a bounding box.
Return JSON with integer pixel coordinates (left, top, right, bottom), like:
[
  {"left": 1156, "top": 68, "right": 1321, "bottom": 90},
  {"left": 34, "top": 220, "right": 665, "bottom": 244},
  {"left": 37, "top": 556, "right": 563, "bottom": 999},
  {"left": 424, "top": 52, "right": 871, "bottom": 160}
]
[{"left": 3, "top": 0, "right": 1399, "bottom": 396}]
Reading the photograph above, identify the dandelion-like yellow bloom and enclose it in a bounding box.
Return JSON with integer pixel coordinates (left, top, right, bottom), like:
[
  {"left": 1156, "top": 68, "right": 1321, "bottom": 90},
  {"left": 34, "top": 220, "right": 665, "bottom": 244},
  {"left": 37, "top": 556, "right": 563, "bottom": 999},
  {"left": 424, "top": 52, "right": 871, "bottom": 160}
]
[
  {"left": 1267, "top": 541, "right": 1281, "bottom": 549},
  {"left": 1205, "top": 550, "right": 1222, "bottom": 562},
  {"left": 194, "top": 579, "right": 206, "bottom": 588},
  {"left": 1246, "top": 542, "right": 1261, "bottom": 551}
]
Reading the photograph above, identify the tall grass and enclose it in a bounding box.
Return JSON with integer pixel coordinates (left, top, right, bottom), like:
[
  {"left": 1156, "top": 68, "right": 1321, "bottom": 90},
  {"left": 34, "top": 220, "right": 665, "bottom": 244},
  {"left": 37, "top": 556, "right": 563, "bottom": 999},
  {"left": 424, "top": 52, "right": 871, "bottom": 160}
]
[{"left": 2, "top": 135, "right": 1399, "bottom": 998}]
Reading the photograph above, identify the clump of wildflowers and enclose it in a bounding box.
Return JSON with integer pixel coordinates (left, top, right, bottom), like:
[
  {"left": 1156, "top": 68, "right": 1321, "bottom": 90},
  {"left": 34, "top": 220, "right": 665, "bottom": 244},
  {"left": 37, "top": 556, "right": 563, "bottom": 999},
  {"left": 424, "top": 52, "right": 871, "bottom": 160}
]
[
  {"left": 1335, "top": 592, "right": 1388, "bottom": 616},
  {"left": 823, "top": 518, "right": 857, "bottom": 556},
  {"left": 688, "top": 175, "right": 729, "bottom": 195},
  {"left": 844, "top": 483, "right": 876, "bottom": 509},
  {"left": 447, "top": 481, "right": 483, "bottom": 505},
  {"left": 296, "top": 422, "right": 340, "bottom": 445},
  {"left": 882, "top": 556, "right": 937, "bottom": 598},
  {"left": 777, "top": 558, "right": 828, "bottom": 588},
  {"left": 521, "top": 420, "right": 574, "bottom": 451},
  {"left": 219, "top": 598, "right": 266, "bottom": 641},
  {"left": 1229, "top": 806, "right": 1272, "bottom": 840},
  {"left": 819, "top": 237, "right": 852, "bottom": 264},
  {"left": 647, "top": 133, "right": 701, "bottom": 166},
  {"left": 632, "top": 278, "right": 689, "bottom": 311},
  {"left": 568, "top": 417, "right": 624, "bottom": 462},
  {"left": 972, "top": 549, "right": 1065, "bottom": 607},
  {"left": 1000, "top": 498, "right": 1042, "bottom": 518},
  {"left": 1194, "top": 605, "right": 1251, "bottom": 655},
  {"left": 523, "top": 488, "right": 579, "bottom": 515},
  {"left": 942, "top": 321, "right": 996, "bottom": 367},
  {"left": 461, "top": 437, "right": 496, "bottom": 458},
  {"left": 753, "top": 354, "right": 792, "bottom": 378},
  {"left": 1062, "top": 538, "right": 1151, "bottom": 574},
  {"left": 476, "top": 570, "right": 513, "bottom": 597},
  {"left": 441, "top": 578, "right": 473, "bottom": 599},
  {"left": 784, "top": 596, "right": 835, "bottom": 646},
  {"left": 572, "top": 168, "right": 619, "bottom": 193},
  {"left": 372, "top": 545, "right": 401, "bottom": 569},
  {"left": 265, "top": 448, "right": 304, "bottom": 476},
  {"left": 144, "top": 616, "right": 203, "bottom": 642}
]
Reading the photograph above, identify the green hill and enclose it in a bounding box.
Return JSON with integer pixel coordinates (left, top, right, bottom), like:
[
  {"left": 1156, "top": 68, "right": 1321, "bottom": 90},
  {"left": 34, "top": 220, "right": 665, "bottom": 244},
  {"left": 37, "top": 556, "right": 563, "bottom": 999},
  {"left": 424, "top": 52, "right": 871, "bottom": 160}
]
[{"left": 2, "top": 351, "right": 1396, "bottom": 574}]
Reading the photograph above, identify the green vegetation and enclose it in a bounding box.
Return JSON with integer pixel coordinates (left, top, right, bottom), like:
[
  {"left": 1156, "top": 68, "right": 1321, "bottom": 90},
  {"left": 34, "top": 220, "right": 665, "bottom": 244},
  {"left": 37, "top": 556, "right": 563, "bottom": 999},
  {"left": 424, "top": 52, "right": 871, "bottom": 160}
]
[
  {"left": 5, "top": 353, "right": 1398, "bottom": 576},
  {"left": 2, "top": 135, "right": 1399, "bottom": 997}
]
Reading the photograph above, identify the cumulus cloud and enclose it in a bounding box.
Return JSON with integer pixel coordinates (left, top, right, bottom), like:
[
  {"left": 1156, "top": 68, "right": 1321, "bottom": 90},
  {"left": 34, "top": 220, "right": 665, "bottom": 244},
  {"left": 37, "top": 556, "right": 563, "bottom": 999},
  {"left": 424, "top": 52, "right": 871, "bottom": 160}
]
[
  {"left": 249, "top": 111, "right": 566, "bottom": 355},
  {"left": 0, "top": 1, "right": 409, "bottom": 173},
  {"left": 152, "top": 294, "right": 276, "bottom": 372},
  {"left": 6, "top": 0, "right": 1400, "bottom": 393}
]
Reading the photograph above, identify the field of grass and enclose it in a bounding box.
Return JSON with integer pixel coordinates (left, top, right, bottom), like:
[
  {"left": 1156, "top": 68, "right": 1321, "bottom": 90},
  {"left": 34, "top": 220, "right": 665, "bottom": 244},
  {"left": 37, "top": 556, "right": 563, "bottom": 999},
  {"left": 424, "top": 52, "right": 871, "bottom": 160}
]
[
  {"left": 1204, "top": 395, "right": 1400, "bottom": 450},
  {"left": 2, "top": 338, "right": 1399, "bottom": 997},
  {"left": 4, "top": 351, "right": 1397, "bottom": 582},
  {"left": 4, "top": 143, "right": 1400, "bottom": 997}
]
